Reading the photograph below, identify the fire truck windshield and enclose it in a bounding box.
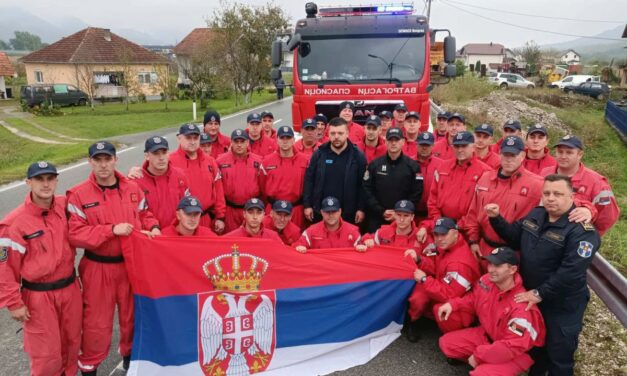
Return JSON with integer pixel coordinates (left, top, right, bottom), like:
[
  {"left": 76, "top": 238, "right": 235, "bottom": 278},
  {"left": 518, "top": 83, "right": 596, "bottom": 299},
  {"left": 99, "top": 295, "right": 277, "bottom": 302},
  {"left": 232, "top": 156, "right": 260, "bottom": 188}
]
[{"left": 297, "top": 35, "right": 426, "bottom": 84}]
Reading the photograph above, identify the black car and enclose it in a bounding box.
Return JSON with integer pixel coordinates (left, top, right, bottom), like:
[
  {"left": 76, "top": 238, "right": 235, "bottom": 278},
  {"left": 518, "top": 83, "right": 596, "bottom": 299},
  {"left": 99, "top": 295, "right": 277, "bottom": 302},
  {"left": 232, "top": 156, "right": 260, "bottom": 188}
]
[
  {"left": 20, "top": 84, "right": 89, "bottom": 107},
  {"left": 565, "top": 82, "right": 610, "bottom": 100}
]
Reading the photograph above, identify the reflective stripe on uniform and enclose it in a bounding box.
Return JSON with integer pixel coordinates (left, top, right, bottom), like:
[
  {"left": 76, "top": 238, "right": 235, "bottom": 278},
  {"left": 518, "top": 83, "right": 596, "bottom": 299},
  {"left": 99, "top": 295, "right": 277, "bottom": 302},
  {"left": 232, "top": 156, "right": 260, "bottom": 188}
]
[
  {"left": 374, "top": 231, "right": 380, "bottom": 245},
  {"left": 302, "top": 230, "right": 311, "bottom": 247},
  {"left": 0, "top": 237, "right": 26, "bottom": 254},
  {"left": 592, "top": 190, "right": 614, "bottom": 206},
  {"left": 67, "top": 203, "right": 87, "bottom": 220},
  {"left": 444, "top": 271, "right": 472, "bottom": 291},
  {"left": 508, "top": 318, "right": 538, "bottom": 341}
]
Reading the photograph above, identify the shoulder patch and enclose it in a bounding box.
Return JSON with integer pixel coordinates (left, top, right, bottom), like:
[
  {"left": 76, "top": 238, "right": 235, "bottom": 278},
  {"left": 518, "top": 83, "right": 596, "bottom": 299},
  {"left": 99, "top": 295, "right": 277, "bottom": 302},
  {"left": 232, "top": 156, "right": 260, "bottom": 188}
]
[
  {"left": 577, "top": 241, "right": 594, "bottom": 258},
  {"left": 581, "top": 222, "right": 596, "bottom": 232},
  {"left": 0, "top": 247, "right": 7, "bottom": 262}
]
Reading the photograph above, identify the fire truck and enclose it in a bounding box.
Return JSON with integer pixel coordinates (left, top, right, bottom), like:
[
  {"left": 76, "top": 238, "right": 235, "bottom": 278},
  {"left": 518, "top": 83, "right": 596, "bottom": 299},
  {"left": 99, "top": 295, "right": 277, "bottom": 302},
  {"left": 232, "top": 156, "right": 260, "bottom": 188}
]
[{"left": 271, "top": 2, "right": 457, "bottom": 131}]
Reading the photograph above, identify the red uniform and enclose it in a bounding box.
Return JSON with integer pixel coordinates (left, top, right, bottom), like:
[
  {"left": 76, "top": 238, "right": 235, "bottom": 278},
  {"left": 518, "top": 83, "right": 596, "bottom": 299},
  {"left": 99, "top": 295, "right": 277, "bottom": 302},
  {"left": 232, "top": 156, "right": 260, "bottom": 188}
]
[
  {"left": 423, "top": 157, "right": 491, "bottom": 229},
  {"left": 66, "top": 172, "right": 159, "bottom": 372},
  {"left": 265, "top": 128, "right": 278, "bottom": 140},
  {"left": 541, "top": 163, "right": 620, "bottom": 235},
  {"left": 431, "top": 137, "right": 456, "bottom": 160},
  {"left": 0, "top": 195, "right": 81, "bottom": 376},
  {"left": 322, "top": 121, "right": 365, "bottom": 145},
  {"left": 134, "top": 160, "right": 190, "bottom": 227},
  {"left": 439, "top": 273, "right": 546, "bottom": 376},
  {"left": 169, "top": 148, "right": 226, "bottom": 228},
  {"left": 293, "top": 219, "right": 362, "bottom": 249},
  {"left": 294, "top": 139, "right": 320, "bottom": 158},
  {"left": 490, "top": 137, "right": 505, "bottom": 154},
  {"left": 209, "top": 133, "right": 231, "bottom": 159},
  {"left": 261, "top": 151, "right": 309, "bottom": 229},
  {"left": 262, "top": 215, "right": 301, "bottom": 245},
  {"left": 248, "top": 131, "right": 277, "bottom": 157},
  {"left": 402, "top": 139, "right": 419, "bottom": 161},
  {"left": 161, "top": 222, "right": 217, "bottom": 236},
  {"left": 356, "top": 137, "right": 387, "bottom": 164},
  {"left": 216, "top": 152, "right": 264, "bottom": 232},
  {"left": 407, "top": 235, "right": 480, "bottom": 332},
  {"left": 461, "top": 166, "right": 544, "bottom": 265},
  {"left": 435, "top": 131, "right": 447, "bottom": 142},
  {"left": 523, "top": 149, "right": 556, "bottom": 175},
  {"left": 477, "top": 150, "right": 501, "bottom": 170},
  {"left": 416, "top": 156, "right": 444, "bottom": 219},
  {"left": 362, "top": 221, "right": 422, "bottom": 249},
  {"left": 224, "top": 225, "right": 282, "bottom": 241}
]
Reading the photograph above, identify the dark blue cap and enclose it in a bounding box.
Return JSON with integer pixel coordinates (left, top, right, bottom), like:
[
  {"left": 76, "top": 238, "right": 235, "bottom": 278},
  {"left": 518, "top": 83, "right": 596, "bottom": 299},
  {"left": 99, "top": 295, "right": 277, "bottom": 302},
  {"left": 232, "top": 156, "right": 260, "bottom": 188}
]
[
  {"left": 231, "top": 129, "right": 249, "bottom": 141},
  {"left": 200, "top": 133, "right": 214, "bottom": 145},
  {"left": 364, "top": 115, "right": 381, "bottom": 127},
  {"left": 452, "top": 131, "right": 474, "bottom": 145},
  {"left": 27, "top": 161, "right": 58, "bottom": 179},
  {"left": 244, "top": 198, "right": 265, "bottom": 211},
  {"left": 89, "top": 141, "right": 116, "bottom": 157},
  {"left": 394, "top": 103, "right": 408, "bottom": 112},
  {"left": 436, "top": 111, "right": 449, "bottom": 119},
  {"left": 379, "top": 110, "right": 392, "bottom": 119},
  {"left": 405, "top": 111, "right": 420, "bottom": 120},
  {"left": 247, "top": 113, "right": 262, "bottom": 123},
  {"left": 433, "top": 217, "right": 458, "bottom": 234},
  {"left": 394, "top": 200, "right": 415, "bottom": 213},
  {"left": 145, "top": 136, "right": 169, "bottom": 152},
  {"left": 272, "top": 200, "right": 293, "bottom": 214},
  {"left": 474, "top": 124, "right": 494, "bottom": 136},
  {"left": 503, "top": 119, "right": 522, "bottom": 131},
  {"left": 177, "top": 196, "right": 203, "bottom": 214},
  {"left": 527, "top": 124, "right": 548, "bottom": 136},
  {"left": 178, "top": 123, "right": 201, "bottom": 136},
  {"left": 339, "top": 101, "right": 354, "bottom": 111},
  {"left": 260, "top": 111, "right": 274, "bottom": 119},
  {"left": 314, "top": 113, "right": 328, "bottom": 123},
  {"left": 302, "top": 118, "right": 317, "bottom": 129},
  {"left": 417, "top": 131, "right": 435, "bottom": 145},
  {"left": 483, "top": 246, "right": 519, "bottom": 266},
  {"left": 277, "top": 126, "right": 295, "bottom": 138},
  {"left": 321, "top": 196, "right": 341, "bottom": 212},
  {"left": 386, "top": 127, "right": 404, "bottom": 140},
  {"left": 555, "top": 135, "right": 583, "bottom": 150},
  {"left": 203, "top": 110, "right": 220, "bottom": 125},
  {"left": 500, "top": 136, "right": 525, "bottom": 154},
  {"left": 447, "top": 112, "right": 465, "bottom": 123}
]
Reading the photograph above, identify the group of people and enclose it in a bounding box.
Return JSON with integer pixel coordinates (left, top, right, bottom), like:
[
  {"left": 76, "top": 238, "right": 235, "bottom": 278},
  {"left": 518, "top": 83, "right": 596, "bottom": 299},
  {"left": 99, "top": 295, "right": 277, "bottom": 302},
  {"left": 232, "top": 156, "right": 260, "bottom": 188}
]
[{"left": 0, "top": 100, "right": 620, "bottom": 376}]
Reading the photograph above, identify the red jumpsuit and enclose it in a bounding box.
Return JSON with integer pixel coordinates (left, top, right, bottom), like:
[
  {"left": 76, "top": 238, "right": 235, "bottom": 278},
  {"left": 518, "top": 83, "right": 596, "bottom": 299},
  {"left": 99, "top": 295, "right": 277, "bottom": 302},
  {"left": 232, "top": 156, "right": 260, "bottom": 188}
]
[
  {"left": 407, "top": 235, "right": 480, "bottom": 332},
  {"left": 209, "top": 133, "right": 231, "bottom": 159},
  {"left": 169, "top": 148, "right": 226, "bottom": 228},
  {"left": 0, "top": 195, "right": 82, "bottom": 376},
  {"left": 67, "top": 172, "right": 158, "bottom": 372},
  {"left": 422, "top": 157, "right": 491, "bottom": 230},
  {"left": 477, "top": 150, "right": 501, "bottom": 170},
  {"left": 161, "top": 223, "right": 217, "bottom": 237},
  {"left": 435, "top": 131, "right": 447, "bottom": 142},
  {"left": 461, "top": 167, "right": 544, "bottom": 268},
  {"left": 294, "top": 139, "right": 320, "bottom": 159},
  {"left": 356, "top": 137, "right": 387, "bottom": 164},
  {"left": 261, "top": 151, "right": 309, "bottom": 229},
  {"left": 362, "top": 222, "right": 422, "bottom": 249},
  {"left": 262, "top": 215, "right": 301, "bottom": 245},
  {"left": 416, "top": 156, "right": 444, "bottom": 220},
  {"left": 541, "top": 163, "right": 620, "bottom": 235},
  {"left": 432, "top": 137, "right": 456, "bottom": 160},
  {"left": 490, "top": 137, "right": 505, "bottom": 154},
  {"left": 248, "top": 131, "right": 277, "bottom": 157},
  {"left": 523, "top": 148, "right": 556, "bottom": 175},
  {"left": 439, "top": 273, "right": 546, "bottom": 376},
  {"left": 224, "top": 225, "right": 282, "bottom": 241},
  {"left": 216, "top": 152, "right": 264, "bottom": 232},
  {"left": 134, "top": 160, "right": 190, "bottom": 227},
  {"left": 293, "top": 219, "right": 361, "bottom": 249},
  {"left": 402, "top": 139, "right": 419, "bottom": 161},
  {"left": 322, "top": 122, "right": 365, "bottom": 145}
]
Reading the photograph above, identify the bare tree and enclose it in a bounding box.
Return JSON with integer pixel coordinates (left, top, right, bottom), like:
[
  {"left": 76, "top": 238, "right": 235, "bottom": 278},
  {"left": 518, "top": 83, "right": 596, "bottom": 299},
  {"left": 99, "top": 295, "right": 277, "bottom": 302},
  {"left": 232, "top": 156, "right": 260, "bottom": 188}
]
[
  {"left": 75, "top": 64, "right": 97, "bottom": 109},
  {"left": 153, "top": 63, "right": 177, "bottom": 110},
  {"left": 116, "top": 45, "right": 141, "bottom": 110},
  {"left": 514, "top": 41, "right": 542, "bottom": 75},
  {"left": 182, "top": 38, "right": 225, "bottom": 106}
]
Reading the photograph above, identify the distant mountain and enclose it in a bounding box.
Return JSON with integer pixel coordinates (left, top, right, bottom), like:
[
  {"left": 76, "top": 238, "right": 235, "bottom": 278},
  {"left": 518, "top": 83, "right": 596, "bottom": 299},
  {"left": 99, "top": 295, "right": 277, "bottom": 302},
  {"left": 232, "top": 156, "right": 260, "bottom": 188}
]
[{"left": 539, "top": 24, "right": 626, "bottom": 62}]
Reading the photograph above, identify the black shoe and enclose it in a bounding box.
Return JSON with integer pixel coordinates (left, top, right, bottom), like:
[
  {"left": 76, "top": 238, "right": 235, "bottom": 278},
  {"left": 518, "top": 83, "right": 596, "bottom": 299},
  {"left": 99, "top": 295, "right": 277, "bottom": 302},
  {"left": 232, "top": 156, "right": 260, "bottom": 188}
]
[
  {"left": 405, "top": 320, "right": 420, "bottom": 343},
  {"left": 446, "top": 358, "right": 464, "bottom": 366},
  {"left": 123, "top": 355, "right": 131, "bottom": 371},
  {"left": 81, "top": 371, "right": 97, "bottom": 376}
]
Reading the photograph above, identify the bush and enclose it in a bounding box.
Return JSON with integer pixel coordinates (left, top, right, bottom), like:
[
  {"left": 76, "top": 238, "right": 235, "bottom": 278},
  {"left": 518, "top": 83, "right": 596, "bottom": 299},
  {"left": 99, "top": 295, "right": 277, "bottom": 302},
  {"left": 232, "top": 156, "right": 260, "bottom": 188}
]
[
  {"left": 431, "top": 76, "right": 495, "bottom": 104},
  {"left": 137, "top": 93, "right": 147, "bottom": 103},
  {"left": 28, "top": 100, "right": 63, "bottom": 116}
]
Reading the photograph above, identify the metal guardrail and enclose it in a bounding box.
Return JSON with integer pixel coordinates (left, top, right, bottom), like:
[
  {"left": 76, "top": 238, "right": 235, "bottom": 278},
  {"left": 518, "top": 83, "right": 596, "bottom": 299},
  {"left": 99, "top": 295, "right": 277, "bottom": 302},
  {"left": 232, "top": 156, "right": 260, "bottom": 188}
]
[{"left": 588, "top": 254, "right": 627, "bottom": 327}]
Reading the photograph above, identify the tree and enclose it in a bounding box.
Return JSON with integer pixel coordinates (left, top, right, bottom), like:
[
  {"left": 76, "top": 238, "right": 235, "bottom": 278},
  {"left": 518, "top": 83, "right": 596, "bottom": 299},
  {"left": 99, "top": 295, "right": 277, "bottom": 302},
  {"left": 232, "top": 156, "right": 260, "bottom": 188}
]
[
  {"left": 116, "top": 46, "right": 141, "bottom": 110},
  {"left": 454, "top": 59, "right": 466, "bottom": 77},
  {"left": 209, "top": 1, "right": 289, "bottom": 105},
  {"left": 9, "top": 31, "right": 47, "bottom": 51},
  {"left": 474, "top": 60, "right": 481, "bottom": 75},
  {"left": 152, "top": 63, "right": 177, "bottom": 110},
  {"left": 0, "top": 40, "right": 10, "bottom": 50},
  {"left": 181, "top": 38, "right": 225, "bottom": 107},
  {"left": 517, "top": 40, "right": 542, "bottom": 75},
  {"left": 75, "top": 64, "right": 97, "bottom": 109}
]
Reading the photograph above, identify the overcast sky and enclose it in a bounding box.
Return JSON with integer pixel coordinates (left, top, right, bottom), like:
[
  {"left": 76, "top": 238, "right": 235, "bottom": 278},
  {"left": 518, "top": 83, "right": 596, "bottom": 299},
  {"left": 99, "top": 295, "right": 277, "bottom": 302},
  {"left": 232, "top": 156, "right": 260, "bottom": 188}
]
[{"left": 2, "top": 0, "right": 625, "bottom": 47}]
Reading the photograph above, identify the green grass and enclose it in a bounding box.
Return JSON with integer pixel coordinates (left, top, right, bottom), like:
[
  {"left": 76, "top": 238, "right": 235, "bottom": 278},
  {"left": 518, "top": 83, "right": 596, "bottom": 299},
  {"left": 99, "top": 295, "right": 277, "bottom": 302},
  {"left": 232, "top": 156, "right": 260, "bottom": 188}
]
[{"left": 431, "top": 75, "right": 496, "bottom": 105}]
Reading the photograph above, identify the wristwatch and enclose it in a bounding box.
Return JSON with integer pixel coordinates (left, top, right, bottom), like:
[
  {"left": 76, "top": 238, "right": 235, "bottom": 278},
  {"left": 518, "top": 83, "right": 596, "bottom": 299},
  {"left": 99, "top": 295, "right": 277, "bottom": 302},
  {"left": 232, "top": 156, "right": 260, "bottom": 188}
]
[
  {"left": 531, "top": 289, "right": 542, "bottom": 301},
  {"left": 420, "top": 276, "right": 428, "bottom": 284}
]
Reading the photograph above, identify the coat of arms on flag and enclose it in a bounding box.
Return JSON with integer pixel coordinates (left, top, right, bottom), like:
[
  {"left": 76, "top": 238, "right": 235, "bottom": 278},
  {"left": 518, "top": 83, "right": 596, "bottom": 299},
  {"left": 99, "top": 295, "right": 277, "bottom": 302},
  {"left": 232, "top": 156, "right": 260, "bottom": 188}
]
[{"left": 197, "top": 245, "right": 276, "bottom": 376}]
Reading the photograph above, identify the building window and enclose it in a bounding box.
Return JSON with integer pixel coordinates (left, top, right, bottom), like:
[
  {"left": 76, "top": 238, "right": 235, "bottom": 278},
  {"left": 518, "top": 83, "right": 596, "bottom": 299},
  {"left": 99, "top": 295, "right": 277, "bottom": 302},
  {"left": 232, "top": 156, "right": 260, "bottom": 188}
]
[
  {"left": 35, "top": 71, "right": 44, "bottom": 83},
  {"left": 138, "top": 72, "right": 157, "bottom": 84}
]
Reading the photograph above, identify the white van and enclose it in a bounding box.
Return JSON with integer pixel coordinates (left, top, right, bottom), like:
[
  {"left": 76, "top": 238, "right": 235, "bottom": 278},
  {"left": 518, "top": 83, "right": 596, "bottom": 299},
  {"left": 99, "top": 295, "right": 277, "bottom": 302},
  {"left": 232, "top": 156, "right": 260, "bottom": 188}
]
[{"left": 550, "top": 75, "right": 600, "bottom": 90}]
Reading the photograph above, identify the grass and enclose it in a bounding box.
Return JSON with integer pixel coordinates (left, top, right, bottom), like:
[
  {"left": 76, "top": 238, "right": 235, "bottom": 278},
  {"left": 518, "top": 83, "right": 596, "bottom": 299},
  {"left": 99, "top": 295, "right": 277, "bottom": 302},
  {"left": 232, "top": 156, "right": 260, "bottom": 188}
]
[{"left": 431, "top": 75, "right": 496, "bottom": 105}]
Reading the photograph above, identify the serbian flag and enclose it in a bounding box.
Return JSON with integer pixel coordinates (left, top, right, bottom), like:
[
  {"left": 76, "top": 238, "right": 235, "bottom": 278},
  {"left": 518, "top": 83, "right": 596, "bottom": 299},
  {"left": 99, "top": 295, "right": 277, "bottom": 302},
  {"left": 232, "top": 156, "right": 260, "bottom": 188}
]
[{"left": 121, "top": 233, "right": 416, "bottom": 376}]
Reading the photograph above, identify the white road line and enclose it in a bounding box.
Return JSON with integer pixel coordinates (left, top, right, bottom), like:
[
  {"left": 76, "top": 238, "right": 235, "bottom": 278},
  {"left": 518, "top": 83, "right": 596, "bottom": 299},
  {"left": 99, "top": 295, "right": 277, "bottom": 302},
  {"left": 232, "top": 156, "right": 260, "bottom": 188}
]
[
  {"left": 274, "top": 119, "right": 283, "bottom": 125},
  {"left": 0, "top": 146, "right": 137, "bottom": 193},
  {"left": 108, "top": 361, "right": 123, "bottom": 376}
]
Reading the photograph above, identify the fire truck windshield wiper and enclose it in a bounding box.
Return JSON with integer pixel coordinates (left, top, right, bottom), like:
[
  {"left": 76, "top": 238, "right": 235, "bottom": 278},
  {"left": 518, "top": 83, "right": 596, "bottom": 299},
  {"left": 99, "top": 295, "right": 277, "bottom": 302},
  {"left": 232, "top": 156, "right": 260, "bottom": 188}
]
[
  {"left": 356, "top": 78, "right": 403, "bottom": 85},
  {"left": 308, "top": 79, "right": 353, "bottom": 85}
]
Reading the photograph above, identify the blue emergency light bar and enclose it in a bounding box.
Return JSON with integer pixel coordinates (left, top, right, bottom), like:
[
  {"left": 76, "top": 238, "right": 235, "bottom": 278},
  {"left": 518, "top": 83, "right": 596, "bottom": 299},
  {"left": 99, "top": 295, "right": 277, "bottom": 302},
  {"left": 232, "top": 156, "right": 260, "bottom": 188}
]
[{"left": 318, "top": 3, "right": 414, "bottom": 17}]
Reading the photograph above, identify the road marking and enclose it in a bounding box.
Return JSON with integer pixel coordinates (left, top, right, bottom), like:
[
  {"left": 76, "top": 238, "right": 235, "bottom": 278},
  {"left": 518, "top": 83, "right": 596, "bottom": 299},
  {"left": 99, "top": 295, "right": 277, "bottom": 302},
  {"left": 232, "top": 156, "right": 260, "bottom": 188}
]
[
  {"left": 0, "top": 146, "right": 137, "bottom": 193},
  {"left": 108, "top": 361, "right": 123, "bottom": 376},
  {"left": 274, "top": 119, "right": 283, "bottom": 125}
]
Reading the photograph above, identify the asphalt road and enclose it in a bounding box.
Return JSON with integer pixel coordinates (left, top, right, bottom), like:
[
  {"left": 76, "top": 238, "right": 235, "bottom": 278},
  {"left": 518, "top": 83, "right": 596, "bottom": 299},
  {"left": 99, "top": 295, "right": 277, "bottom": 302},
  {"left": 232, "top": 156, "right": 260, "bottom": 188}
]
[{"left": 0, "top": 98, "right": 468, "bottom": 376}]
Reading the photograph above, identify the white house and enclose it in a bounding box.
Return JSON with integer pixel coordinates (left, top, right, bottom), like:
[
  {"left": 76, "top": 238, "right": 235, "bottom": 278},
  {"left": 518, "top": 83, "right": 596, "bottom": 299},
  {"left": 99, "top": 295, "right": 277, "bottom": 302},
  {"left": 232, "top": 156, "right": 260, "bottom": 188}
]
[
  {"left": 458, "top": 42, "right": 506, "bottom": 70},
  {"left": 0, "top": 52, "right": 16, "bottom": 99},
  {"left": 173, "top": 28, "right": 214, "bottom": 86},
  {"left": 560, "top": 49, "right": 581, "bottom": 65}
]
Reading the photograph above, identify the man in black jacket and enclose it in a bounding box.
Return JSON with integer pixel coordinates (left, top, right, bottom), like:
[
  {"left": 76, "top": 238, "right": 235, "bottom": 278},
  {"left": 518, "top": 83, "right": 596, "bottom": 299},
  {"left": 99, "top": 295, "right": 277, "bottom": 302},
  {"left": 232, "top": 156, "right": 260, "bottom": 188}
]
[
  {"left": 363, "top": 128, "right": 423, "bottom": 232},
  {"left": 303, "top": 117, "right": 367, "bottom": 224}
]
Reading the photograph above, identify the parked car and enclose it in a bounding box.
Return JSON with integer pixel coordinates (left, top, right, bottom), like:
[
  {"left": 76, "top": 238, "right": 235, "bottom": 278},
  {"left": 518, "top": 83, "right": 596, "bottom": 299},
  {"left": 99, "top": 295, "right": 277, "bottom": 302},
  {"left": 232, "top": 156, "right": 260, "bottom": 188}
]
[
  {"left": 548, "top": 75, "right": 599, "bottom": 90},
  {"left": 564, "top": 82, "right": 610, "bottom": 100},
  {"left": 489, "top": 73, "right": 535, "bottom": 89},
  {"left": 20, "top": 84, "right": 88, "bottom": 107}
]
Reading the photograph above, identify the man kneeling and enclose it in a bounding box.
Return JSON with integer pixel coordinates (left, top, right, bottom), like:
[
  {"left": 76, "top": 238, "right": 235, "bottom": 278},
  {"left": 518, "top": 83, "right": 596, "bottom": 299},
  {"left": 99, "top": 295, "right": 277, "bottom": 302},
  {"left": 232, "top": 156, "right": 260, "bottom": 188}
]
[
  {"left": 161, "top": 196, "right": 217, "bottom": 237},
  {"left": 438, "top": 247, "right": 545, "bottom": 376}
]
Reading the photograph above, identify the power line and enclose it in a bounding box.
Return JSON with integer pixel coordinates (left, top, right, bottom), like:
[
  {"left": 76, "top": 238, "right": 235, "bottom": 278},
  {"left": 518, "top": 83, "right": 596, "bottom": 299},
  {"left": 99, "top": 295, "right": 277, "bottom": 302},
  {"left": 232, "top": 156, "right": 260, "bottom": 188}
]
[
  {"left": 440, "top": 0, "right": 625, "bottom": 41},
  {"left": 444, "top": 0, "right": 625, "bottom": 23}
]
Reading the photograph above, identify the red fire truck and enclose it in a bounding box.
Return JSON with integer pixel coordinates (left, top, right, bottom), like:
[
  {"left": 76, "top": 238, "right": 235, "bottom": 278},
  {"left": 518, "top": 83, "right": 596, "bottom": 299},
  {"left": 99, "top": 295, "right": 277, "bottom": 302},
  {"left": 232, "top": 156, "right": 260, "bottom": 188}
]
[{"left": 271, "top": 3, "right": 457, "bottom": 131}]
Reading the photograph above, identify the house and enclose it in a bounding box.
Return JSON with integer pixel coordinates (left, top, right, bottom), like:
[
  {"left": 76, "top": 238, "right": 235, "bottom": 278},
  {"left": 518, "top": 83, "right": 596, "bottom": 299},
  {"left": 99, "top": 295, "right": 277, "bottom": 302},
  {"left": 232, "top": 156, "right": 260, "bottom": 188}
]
[
  {"left": 560, "top": 49, "right": 581, "bottom": 65},
  {"left": 20, "top": 27, "right": 169, "bottom": 100},
  {"left": 0, "top": 52, "right": 16, "bottom": 99},
  {"left": 458, "top": 42, "right": 506, "bottom": 70},
  {"left": 173, "top": 28, "right": 214, "bottom": 87}
]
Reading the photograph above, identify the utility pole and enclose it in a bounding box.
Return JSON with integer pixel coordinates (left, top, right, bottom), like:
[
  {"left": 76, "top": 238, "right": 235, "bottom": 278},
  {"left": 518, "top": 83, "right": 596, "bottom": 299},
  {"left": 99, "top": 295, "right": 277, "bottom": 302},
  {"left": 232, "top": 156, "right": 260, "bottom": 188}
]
[{"left": 426, "top": 0, "right": 433, "bottom": 21}]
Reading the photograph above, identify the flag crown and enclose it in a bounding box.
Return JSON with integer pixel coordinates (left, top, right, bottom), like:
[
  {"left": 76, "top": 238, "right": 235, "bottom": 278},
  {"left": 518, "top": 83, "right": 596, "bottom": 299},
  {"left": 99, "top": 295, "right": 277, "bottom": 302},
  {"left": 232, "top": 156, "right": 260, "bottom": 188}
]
[{"left": 203, "top": 244, "right": 268, "bottom": 291}]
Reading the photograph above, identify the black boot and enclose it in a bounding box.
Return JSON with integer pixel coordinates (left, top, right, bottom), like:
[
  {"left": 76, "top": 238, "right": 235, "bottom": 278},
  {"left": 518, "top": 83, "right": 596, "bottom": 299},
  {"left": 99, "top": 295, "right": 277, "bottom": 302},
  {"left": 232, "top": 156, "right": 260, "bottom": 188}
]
[
  {"left": 81, "top": 371, "right": 97, "bottom": 376},
  {"left": 446, "top": 357, "right": 464, "bottom": 366},
  {"left": 123, "top": 355, "right": 131, "bottom": 371},
  {"left": 405, "top": 319, "right": 420, "bottom": 342}
]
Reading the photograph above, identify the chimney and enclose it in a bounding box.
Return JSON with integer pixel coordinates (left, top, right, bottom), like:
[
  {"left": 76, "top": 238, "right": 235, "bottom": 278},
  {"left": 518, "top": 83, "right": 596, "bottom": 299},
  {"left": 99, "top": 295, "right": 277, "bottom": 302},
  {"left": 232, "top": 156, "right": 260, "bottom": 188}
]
[{"left": 103, "top": 29, "right": 111, "bottom": 42}]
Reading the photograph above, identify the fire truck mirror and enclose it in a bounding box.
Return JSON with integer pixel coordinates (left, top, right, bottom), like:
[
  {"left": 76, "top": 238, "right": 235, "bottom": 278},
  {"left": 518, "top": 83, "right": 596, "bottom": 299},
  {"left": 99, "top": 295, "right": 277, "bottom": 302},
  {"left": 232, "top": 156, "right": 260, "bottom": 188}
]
[
  {"left": 272, "top": 40, "right": 283, "bottom": 67},
  {"left": 444, "top": 64, "right": 457, "bottom": 78},
  {"left": 444, "top": 36, "right": 456, "bottom": 64},
  {"left": 287, "top": 33, "right": 302, "bottom": 51}
]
